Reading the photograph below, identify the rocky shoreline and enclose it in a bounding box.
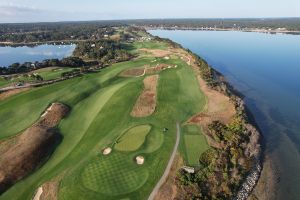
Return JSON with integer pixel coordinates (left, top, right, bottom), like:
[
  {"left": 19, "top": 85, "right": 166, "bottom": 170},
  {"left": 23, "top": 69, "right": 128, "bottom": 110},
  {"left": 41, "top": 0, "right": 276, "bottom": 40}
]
[{"left": 210, "top": 66, "right": 263, "bottom": 200}]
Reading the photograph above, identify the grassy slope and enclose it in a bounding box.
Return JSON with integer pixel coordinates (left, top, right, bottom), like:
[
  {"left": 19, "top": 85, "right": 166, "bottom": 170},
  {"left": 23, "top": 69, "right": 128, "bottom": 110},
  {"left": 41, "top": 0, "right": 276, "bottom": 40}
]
[{"left": 0, "top": 40, "right": 206, "bottom": 200}]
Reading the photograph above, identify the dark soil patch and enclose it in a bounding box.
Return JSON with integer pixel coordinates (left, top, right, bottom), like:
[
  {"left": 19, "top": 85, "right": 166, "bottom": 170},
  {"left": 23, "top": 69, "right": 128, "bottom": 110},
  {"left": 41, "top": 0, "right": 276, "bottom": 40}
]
[{"left": 0, "top": 103, "right": 69, "bottom": 194}]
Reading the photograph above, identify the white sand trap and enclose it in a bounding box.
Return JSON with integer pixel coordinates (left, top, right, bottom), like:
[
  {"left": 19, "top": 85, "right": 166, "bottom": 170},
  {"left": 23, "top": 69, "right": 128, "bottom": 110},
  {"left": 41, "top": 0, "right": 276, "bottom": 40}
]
[
  {"left": 103, "top": 147, "right": 112, "bottom": 155},
  {"left": 136, "top": 156, "right": 145, "bottom": 165},
  {"left": 41, "top": 111, "right": 48, "bottom": 118},
  {"left": 47, "top": 103, "right": 54, "bottom": 111},
  {"left": 41, "top": 103, "right": 54, "bottom": 117},
  {"left": 32, "top": 187, "right": 43, "bottom": 200}
]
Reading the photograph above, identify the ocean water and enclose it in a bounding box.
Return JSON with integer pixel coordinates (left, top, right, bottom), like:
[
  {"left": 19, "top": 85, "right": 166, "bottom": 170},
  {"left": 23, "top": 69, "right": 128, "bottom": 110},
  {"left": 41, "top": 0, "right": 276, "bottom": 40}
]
[
  {"left": 0, "top": 44, "right": 76, "bottom": 67},
  {"left": 150, "top": 30, "right": 300, "bottom": 200}
]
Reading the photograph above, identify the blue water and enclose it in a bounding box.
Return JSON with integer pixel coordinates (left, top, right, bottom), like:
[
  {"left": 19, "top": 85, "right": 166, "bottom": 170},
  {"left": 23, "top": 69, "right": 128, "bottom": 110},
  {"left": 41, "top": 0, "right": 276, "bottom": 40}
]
[
  {"left": 0, "top": 44, "right": 76, "bottom": 67},
  {"left": 150, "top": 30, "right": 300, "bottom": 200}
]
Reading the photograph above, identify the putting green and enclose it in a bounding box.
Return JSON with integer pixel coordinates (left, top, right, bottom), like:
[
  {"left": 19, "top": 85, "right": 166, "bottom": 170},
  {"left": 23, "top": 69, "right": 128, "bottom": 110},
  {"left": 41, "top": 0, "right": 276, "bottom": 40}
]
[
  {"left": 81, "top": 153, "right": 149, "bottom": 195},
  {"left": 143, "top": 129, "right": 164, "bottom": 153},
  {"left": 115, "top": 125, "right": 151, "bottom": 152}
]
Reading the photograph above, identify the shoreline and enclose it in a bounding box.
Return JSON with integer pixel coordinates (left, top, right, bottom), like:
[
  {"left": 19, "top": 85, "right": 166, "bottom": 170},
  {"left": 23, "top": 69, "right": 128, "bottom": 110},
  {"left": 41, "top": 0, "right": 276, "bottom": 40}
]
[
  {"left": 151, "top": 34, "right": 264, "bottom": 199},
  {"left": 209, "top": 61, "right": 263, "bottom": 200},
  {"left": 146, "top": 27, "right": 300, "bottom": 35},
  {"left": 0, "top": 39, "right": 87, "bottom": 47}
]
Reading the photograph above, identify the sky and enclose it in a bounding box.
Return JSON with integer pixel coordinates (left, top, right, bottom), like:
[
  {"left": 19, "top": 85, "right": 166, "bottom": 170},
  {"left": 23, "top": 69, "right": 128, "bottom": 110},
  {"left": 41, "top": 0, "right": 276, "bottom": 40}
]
[{"left": 0, "top": 0, "right": 299, "bottom": 23}]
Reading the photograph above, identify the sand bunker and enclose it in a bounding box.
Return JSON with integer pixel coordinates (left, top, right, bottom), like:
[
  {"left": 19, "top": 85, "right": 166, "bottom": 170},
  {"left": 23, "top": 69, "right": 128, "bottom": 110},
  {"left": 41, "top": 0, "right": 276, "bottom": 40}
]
[
  {"left": 0, "top": 103, "right": 69, "bottom": 193},
  {"left": 32, "top": 177, "right": 60, "bottom": 200},
  {"left": 103, "top": 147, "right": 112, "bottom": 155},
  {"left": 136, "top": 156, "right": 145, "bottom": 165},
  {"left": 131, "top": 75, "right": 159, "bottom": 117},
  {"left": 33, "top": 187, "right": 43, "bottom": 200}
]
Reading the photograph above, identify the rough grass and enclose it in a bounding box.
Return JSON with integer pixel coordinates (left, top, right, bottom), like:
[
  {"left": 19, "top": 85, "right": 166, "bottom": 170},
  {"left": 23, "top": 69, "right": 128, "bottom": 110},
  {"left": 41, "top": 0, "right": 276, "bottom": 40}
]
[
  {"left": 0, "top": 77, "right": 10, "bottom": 88},
  {"left": 133, "top": 41, "right": 168, "bottom": 51},
  {"left": 115, "top": 125, "right": 151, "bottom": 152},
  {"left": 34, "top": 67, "right": 74, "bottom": 80},
  {"left": 0, "top": 67, "right": 74, "bottom": 89}
]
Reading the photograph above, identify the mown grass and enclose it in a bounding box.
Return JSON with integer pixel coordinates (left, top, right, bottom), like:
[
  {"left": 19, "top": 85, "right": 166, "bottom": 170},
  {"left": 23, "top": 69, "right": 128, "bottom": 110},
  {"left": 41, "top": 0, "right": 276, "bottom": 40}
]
[
  {"left": 115, "top": 125, "right": 151, "bottom": 152},
  {"left": 0, "top": 40, "right": 206, "bottom": 200},
  {"left": 81, "top": 152, "right": 149, "bottom": 195},
  {"left": 181, "top": 125, "right": 209, "bottom": 167}
]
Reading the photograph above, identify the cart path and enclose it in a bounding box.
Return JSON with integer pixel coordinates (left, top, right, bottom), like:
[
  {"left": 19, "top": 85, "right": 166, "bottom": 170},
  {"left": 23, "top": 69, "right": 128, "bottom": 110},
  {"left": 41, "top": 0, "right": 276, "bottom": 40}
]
[{"left": 148, "top": 122, "right": 181, "bottom": 200}]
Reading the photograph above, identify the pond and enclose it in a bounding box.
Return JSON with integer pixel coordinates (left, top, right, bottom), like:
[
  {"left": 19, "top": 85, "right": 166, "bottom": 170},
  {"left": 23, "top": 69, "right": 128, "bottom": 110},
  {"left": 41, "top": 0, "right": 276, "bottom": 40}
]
[{"left": 0, "top": 44, "right": 76, "bottom": 67}]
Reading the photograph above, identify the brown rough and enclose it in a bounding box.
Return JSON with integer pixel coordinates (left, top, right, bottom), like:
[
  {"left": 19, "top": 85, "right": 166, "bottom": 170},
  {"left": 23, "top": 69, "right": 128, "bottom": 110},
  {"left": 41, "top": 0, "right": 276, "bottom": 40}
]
[
  {"left": 131, "top": 75, "right": 158, "bottom": 117},
  {"left": 154, "top": 155, "right": 183, "bottom": 200},
  {"left": 0, "top": 103, "right": 69, "bottom": 194},
  {"left": 0, "top": 88, "right": 30, "bottom": 101},
  {"left": 146, "top": 64, "right": 176, "bottom": 74},
  {"left": 120, "top": 66, "right": 147, "bottom": 77},
  {"left": 39, "top": 180, "right": 60, "bottom": 200},
  {"left": 139, "top": 48, "right": 170, "bottom": 57}
]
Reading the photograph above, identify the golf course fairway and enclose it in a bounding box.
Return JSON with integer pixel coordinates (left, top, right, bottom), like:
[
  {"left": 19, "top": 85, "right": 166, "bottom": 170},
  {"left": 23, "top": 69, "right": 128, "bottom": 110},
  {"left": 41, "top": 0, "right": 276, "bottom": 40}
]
[{"left": 0, "top": 38, "right": 206, "bottom": 200}]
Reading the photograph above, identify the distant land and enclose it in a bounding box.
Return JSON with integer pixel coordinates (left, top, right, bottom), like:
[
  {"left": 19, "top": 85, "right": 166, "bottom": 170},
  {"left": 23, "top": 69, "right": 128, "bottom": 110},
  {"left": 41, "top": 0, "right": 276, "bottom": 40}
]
[
  {"left": 129, "top": 18, "right": 300, "bottom": 33},
  {"left": 1, "top": 18, "right": 300, "bottom": 37}
]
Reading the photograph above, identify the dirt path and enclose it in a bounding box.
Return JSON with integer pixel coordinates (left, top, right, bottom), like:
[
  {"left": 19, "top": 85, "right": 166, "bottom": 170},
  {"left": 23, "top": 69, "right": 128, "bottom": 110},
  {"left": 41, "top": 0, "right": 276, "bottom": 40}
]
[{"left": 148, "top": 123, "right": 181, "bottom": 200}]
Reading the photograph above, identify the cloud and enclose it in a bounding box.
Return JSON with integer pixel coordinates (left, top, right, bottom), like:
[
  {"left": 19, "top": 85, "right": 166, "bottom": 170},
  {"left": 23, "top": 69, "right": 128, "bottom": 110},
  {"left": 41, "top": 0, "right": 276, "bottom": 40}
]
[
  {"left": 0, "top": 5, "right": 40, "bottom": 16},
  {"left": 0, "top": 5, "right": 48, "bottom": 22},
  {"left": 0, "top": 4, "right": 128, "bottom": 23}
]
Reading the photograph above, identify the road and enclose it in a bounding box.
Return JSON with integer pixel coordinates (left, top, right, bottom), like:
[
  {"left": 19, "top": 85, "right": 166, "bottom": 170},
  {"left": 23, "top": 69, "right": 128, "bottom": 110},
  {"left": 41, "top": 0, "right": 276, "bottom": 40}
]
[{"left": 148, "top": 123, "right": 181, "bottom": 200}]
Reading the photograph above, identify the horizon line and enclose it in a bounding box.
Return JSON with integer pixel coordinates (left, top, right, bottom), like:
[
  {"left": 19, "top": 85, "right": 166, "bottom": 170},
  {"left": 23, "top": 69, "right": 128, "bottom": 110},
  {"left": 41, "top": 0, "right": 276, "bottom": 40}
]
[{"left": 1, "top": 17, "right": 300, "bottom": 25}]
